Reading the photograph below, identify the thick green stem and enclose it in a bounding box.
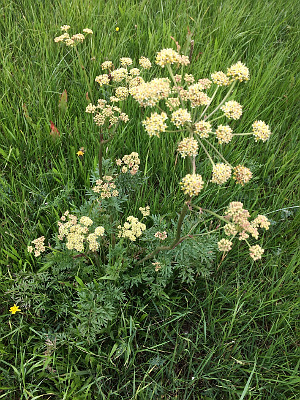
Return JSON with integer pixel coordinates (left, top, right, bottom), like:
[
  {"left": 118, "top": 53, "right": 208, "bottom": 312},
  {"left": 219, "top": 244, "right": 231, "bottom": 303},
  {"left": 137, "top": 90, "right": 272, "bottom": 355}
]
[
  {"left": 99, "top": 133, "right": 103, "bottom": 179},
  {"left": 190, "top": 203, "right": 229, "bottom": 224},
  {"left": 137, "top": 201, "right": 190, "bottom": 265}
]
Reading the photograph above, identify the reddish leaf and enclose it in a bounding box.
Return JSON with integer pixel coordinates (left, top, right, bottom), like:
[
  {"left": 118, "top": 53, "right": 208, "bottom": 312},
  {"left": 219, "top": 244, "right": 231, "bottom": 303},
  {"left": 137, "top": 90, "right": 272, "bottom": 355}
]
[
  {"left": 50, "top": 120, "right": 60, "bottom": 138},
  {"left": 86, "top": 92, "right": 91, "bottom": 103},
  {"left": 22, "top": 103, "right": 33, "bottom": 123},
  {"left": 58, "top": 89, "right": 68, "bottom": 114}
]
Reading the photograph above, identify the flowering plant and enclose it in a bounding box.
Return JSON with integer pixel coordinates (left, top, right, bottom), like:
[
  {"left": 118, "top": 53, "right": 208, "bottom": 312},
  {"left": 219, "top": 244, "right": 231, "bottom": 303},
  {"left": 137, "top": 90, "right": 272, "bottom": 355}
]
[{"left": 15, "top": 36, "right": 272, "bottom": 341}]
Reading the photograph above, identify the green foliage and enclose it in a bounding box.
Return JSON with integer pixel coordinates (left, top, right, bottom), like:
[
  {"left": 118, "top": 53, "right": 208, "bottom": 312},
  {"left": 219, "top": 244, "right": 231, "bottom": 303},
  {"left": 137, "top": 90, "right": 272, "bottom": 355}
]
[{"left": 0, "top": 0, "right": 299, "bottom": 399}]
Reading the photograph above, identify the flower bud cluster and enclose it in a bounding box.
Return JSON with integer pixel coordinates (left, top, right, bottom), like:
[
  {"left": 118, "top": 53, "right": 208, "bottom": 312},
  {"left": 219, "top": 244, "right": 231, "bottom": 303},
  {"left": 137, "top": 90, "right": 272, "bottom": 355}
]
[
  {"left": 27, "top": 236, "right": 46, "bottom": 257},
  {"left": 233, "top": 165, "right": 253, "bottom": 185},
  {"left": 86, "top": 100, "right": 129, "bottom": 126},
  {"left": 188, "top": 84, "right": 211, "bottom": 108},
  {"left": 139, "top": 56, "right": 152, "bottom": 69},
  {"left": 227, "top": 61, "right": 250, "bottom": 82},
  {"left": 118, "top": 216, "right": 146, "bottom": 241},
  {"left": 211, "top": 71, "right": 230, "bottom": 86},
  {"left": 120, "top": 57, "right": 133, "bottom": 67},
  {"left": 154, "top": 231, "right": 168, "bottom": 240},
  {"left": 101, "top": 60, "right": 113, "bottom": 70},
  {"left": 155, "top": 48, "right": 190, "bottom": 68},
  {"left": 92, "top": 176, "right": 119, "bottom": 198},
  {"left": 116, "top": 152, "right": 140, "bottom": 175}
]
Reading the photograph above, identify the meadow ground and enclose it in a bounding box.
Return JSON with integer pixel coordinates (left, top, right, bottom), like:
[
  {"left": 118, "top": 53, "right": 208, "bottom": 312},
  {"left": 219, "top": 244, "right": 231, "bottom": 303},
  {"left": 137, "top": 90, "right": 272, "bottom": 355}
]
[{"left": 0, "top": 0, "right": 299, "bottom": 399}]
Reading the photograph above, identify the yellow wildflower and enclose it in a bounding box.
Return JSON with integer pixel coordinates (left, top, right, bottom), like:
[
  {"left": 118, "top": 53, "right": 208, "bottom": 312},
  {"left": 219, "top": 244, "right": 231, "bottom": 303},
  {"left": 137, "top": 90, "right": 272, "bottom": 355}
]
[{"left": 9, "top": 304, "right": 21, "bottom": 314}]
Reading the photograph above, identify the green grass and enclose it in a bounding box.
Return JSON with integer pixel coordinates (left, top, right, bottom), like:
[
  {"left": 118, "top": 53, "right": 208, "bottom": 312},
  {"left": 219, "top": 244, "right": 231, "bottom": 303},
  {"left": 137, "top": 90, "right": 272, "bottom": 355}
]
[{"left": 0, "top": 0, "right": 299, "bottom": 398}]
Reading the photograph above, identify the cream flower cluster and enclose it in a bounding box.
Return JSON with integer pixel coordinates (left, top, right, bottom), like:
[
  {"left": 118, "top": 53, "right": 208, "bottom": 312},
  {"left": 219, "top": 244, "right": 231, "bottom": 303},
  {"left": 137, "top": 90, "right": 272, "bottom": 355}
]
[
  {"left": 139, "top": 206, "right": 150, "bottom": 217},
  {"left": 27, "top": 236, "right": 46, "bottom": 257},
  {"left": 87, "top": 100, "right": 128, "bottom": 126},
  {"left": 118, "top": 216, "right": 146, "bottom": 241},
  {"left": 177, "top": 138, "right": 198, "bottom": 158},
  {"left": 110, "top": 67, "right": 128, "bottom": 82},
  {"left": 211, "top": 163, "right": 232, "bottom": 184},
  {"left": 217, "top": 202, "right": 269, "bottom": 260},
  {"left": 194, "top": 120, "right": 212, "bottom": 138},
  {"left": 142, "top": 112, "right": 168, "bottom": 137},
  {"left": 129, "top": 78, "right": 170, "bottom": 107},
  {"left": 215, "top": 125, "right": 233, "bottom": 144},
  {"left": 120, "top": 57, "right": 133, "bottom": 67},
  {"left": 57, "top": 211, "right": 104, "bottom": 252},
  {"left": 184, "top": 74, "right": 195, "bottom": 84},
  {"left": 221, "top": 101, "right": 243, "bottom": 120},
  {"left": 115, "top": 86, "right": 129, "bottom": 100},
  {"left": 227, "top": 61, "right": 250, "bottom": 82},
  {"left": 218, "top": 238, "right": 233, "bottom": 252},
  {"left": 92, "top": 176, "right": 119, "bottom": 198},
  {"left": 187, "top": 84, "right": 211, "bottom": 108},
  {"left": 116, "top": 152, "right": 140, "bottom": 175},
  {"left": 252, "top": 120, "right": 272, "bottom": 142},
  {"left": 155, "top": 48, "right": 190, "bottom": 68},
  {"left": 171, "top": 108, "right": 192, "bottom": 127},
  {"left": 101, "top": 60, "right": 113, "bottom": 70},
  {"left": 54, "top": 26, "right": 93, "bottom": 47},
  {"left": 139, "top": 56, "right": 152, "bottom": 69},
  {"left": 197, "top": 78, "right": 212, "bottom": 89},
  {"left": 211, "top": 71, "right": 230, "bottom": 86},
  {"left": 249, "top": 245, "right": 265, "bottom": 261},
  {"left": 180, "top": 174, "right": 204, "bottom": 197}
]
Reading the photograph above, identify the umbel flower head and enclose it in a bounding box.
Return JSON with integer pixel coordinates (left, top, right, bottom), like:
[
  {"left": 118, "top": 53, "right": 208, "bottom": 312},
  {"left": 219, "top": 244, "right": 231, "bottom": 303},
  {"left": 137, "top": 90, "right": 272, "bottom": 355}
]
[
  {"left": 215, "top": 125, "right": 233, "bottom": 144},
  {"left": 227, "top": 61, "right": 250, "bottom": 82},
  {"left": 180, "top": 174, "right": 204, "bottom": 197},
  {"left": 177, "top": 137, "right": 198, "bottom": 158},
  {"left": 211, "top": 71, "right": 230, "bottom": 86},
  {"left": 142, "top": 112, "right": 168, "bottom": 137},
  {"left": 218, "top": 202, "right": 270, "bottom": 260},
  {"left": 252, "top": 120, "right": 272, "bottom": 142},
  {"left": 211, "top": 163, "right": 232, "bottom": 184},
  {"left": 118, "top": 216, "right": 146, "bottom": 241},
  {"left": 155, "top": 48, "right": 189, "bottom": 68},
  {"left": 221, "top": 101, "right": 243, "bottom": 120},
  {"left": 194, "top": 120, "right": 212, "bottom": 138},
  {"left": 233, "top": 165, "right": 252, "bottom": 185}
]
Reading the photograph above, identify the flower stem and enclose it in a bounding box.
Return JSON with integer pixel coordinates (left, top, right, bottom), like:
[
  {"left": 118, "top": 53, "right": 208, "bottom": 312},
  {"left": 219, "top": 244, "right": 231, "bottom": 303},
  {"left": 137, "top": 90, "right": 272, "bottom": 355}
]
[
  {"left": 137, "top": 201, "right": 190, "bottom": 265},
  {"left": 204, "top": 81, "right": 237, "bottom": 121}
]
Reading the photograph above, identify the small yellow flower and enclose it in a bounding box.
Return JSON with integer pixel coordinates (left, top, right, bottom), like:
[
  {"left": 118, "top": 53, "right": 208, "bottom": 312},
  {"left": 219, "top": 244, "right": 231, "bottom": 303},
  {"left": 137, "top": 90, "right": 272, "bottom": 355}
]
[
  {"left": 76, "top": 150, "right": 84, "bottom": 156},
  {"left": 9, "top": 304, "right": 21, "bottom": 314},
  {"left": 116, "top": 27, "right": 120, "bottom": 32}
]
